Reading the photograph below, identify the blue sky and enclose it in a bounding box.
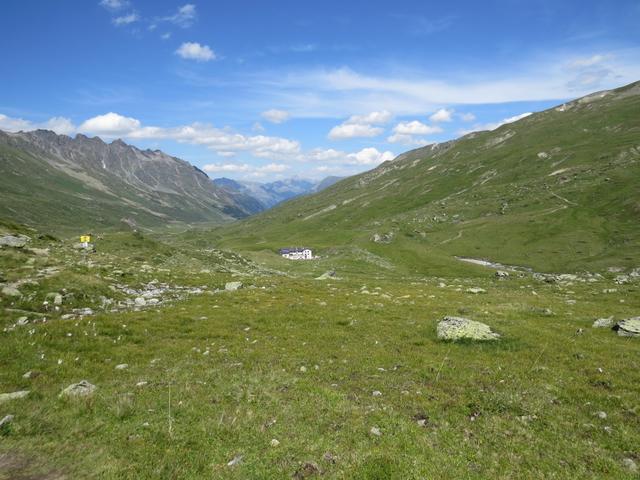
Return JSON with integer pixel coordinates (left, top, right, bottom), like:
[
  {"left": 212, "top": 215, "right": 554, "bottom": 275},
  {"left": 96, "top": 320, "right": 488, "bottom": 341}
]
[{"left": 1, "top": 0, "right": 639, "bottom": 181}]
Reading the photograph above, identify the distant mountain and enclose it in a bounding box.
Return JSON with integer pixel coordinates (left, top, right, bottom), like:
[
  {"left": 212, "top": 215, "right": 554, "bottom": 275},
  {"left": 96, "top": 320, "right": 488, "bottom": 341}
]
[
  {"left": 216, "top": 81, "right": 640, "bottom": 273},
  {"left": 212, "top": 176, "right": 344, "bottom": 212},
  {"left": 0, "top": 130, "right": 256, "bottom": 232}
]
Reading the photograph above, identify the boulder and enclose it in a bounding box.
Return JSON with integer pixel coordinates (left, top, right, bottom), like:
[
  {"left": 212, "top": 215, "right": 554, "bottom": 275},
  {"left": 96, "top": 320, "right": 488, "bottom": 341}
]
[
  {"left": 225, "top": 281, "right": 243, "bottom": 291},
  {"left": 59, "top": 380, "right": 96, "bottom": 398},
  {"left": 134, "top": 297, "right": 146, "bottom": 307},
  {"left": 315, "top": 270, "right": 336, "bottom": 280},
  {"left": 0, "top": 235, "right": 30, "bottom": 248},
  {"left": 466, "top": 287, "right": 486, "bottom": 294},
  {"left": 0, "top": 390, "right": 30, "bottom": 404},
  {"left": 592, "top": 317, "right": 614, "bottom": 328},
  {"left": 613, "top": 317, "right": 640, "bottom": 337},
  {"left": 1, "top": 285, "right": 22, "bottom": 297},
  {"left": 437, "top": 316, "right": 500, "bottom": 341},
  {"left": 495, "top": 270, "right": 510, "bottom": 279}
]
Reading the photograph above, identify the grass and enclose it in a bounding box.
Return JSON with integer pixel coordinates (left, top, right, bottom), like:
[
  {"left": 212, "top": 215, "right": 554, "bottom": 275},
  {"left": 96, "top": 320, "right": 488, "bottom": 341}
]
[{"left": 1, "top": 227, "right": 639, "bottom": 478}]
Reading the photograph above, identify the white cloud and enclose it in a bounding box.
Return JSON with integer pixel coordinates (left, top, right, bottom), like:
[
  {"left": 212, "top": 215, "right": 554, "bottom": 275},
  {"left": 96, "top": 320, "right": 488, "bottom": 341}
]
[
  {"left": 429, "top": 108, "right": 454, "bottom": 122},
  {"left": 328, "top": 123, "right": 383, "bottom": 140},
  {"left": 261, "top": 109, "right": 291, "bottom": 124},
  {"left": 458, "top": 112, "right": 533, "bottom": 135},
  {"left": 165, "top": 4, "right": 197, "bottom": 28},
  {"left": 42, "top": 117, "right": 76, "bottom": 135},
  {"left": 0, "top": 113, "right": 76, "bottom": 135},
  {"left": 113, "top": 12, "right": 139, "bottom": 26},
  {"left": 252, "top": 122, "right": 265, "bottom": 132},
  {"left": 459, "top": 112, "right": 476, "bottom": 122},
  {"left": 79, "top": 112, "right": 141, "bottom": 136},
  {"left": 100, "top": 0, "right": 129, "bottom": 10},
  {"left": 346, "top": 147, "right": 395, "bottom": 165},
  {"left": 175, "top": 42, "right": 216, "bottom": 62},
  {"left": 161, "top": 32, "right": 172, "bottom": 40},
  {"left": 202, "top": 162, "right": 289, "bottom": 178},
  {"left": 568, "top": 54, "right": 611, "bottom": 69},
  {"left": 386, "top": 133, "right": 430, "bottom": 146},
  {"left": 392, "top": 120, "right": 442, "bottom": 135},
  {"left": 328, "top": 110, "right": 391, "bottom": 140},
  {"left": 347, "top": 110, "right": 392, "bottom": 125}
]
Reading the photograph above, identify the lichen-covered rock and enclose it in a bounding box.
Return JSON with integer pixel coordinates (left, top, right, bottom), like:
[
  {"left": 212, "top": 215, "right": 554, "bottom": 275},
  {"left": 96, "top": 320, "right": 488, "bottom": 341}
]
[
  {"left": 437, "top": 316, "right": 500, "bottom": 341},
  {"left": 0, "top": 390, "right": 30, "bottom": 404},
  {"left": 225, "top": 281, "right": 243, "bottom": 291},
  {"left": 592, "top": 317, "right": 614, "bottom": 328},
  {"left": 613, "top": 317, "right": 640, "bottom": 337},
  {"left": 59, "top": 380, "right": 96, "bottom": 398},
  {"left": 0, "top": 235, "right": 30, "bottom": 248}
]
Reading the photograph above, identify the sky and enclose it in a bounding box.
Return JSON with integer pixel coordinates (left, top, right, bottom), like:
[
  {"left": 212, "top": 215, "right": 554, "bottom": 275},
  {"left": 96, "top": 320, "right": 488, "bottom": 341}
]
[{"left": 1, "top": 0, "right": 640, "bottom": 182}]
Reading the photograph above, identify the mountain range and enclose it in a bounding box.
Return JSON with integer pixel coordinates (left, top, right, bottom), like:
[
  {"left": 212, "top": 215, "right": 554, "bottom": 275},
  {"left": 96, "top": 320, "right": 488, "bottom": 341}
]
[
  {"left": 0, "top": 130, "right": 255, "bottom": 232},
  {"left": 212, "top": 176, "right": 343, "bottom": 214}
]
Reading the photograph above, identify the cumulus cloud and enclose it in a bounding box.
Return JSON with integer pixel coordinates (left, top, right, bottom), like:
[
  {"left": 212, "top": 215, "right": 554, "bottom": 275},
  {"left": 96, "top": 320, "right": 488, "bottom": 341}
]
[
  {"left": 568, "top": 54, "right": 611, "bottom": 69},
  {"left": 99, "top": 0, "right": 129, "bottom": 10},
  {"left": 79, "top": 112, "right": 141, "bottom": 136},
  {"left": 0, "top": 113, "right": 76, "bottom": 135},
  {"left": 202, "top": 162, "right": 289, "bottom": 178},
  {"left": 328, "top": 110, "right": 391, "bottom": 140},
  {"left": 347, "top": 147, "right": 395, "bottom": 165},
  {"left": 261, "top": 109, "right": 291, "bottom": 124},
  {"left": 458, "top": 112, "right": 476, "bottom": 122},
  {"left": 429, "top": 108, "right": 454, "bottom": 122},
  {"left": 458, "top": 112, "right": 532, "bottom": 135},
  {"left": 392, "top": 120, "right": 442, "bottom": 135},
  {"left": 386, "top": 120, "right": 441, "bottom": 145},
  {"left": 113, "top": 12, "right": 139, "bottom": 26},
  {"left": 328, "top": 123, "right": 383, "bottom": 140},
  {"left": 175, "top": 42, "right": 216, "bottom": 62},
  {"left": 164, "top": 4, "right": 197, "bottom": 28}
]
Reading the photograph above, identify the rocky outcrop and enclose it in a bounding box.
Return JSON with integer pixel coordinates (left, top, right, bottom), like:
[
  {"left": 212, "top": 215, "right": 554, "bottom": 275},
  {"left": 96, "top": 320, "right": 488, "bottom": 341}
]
[
  {"left": 613, "top": 317, "right": 640, "bottom": 337},
  {"left": 437, "top": 316, "right": 500, "bottom": 341}
]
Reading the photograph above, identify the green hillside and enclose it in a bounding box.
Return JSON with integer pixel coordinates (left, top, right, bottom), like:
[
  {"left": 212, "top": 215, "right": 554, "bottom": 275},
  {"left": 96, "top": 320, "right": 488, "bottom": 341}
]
[{"left": 214, "top": 81, "right": 640, "bottom": 274}]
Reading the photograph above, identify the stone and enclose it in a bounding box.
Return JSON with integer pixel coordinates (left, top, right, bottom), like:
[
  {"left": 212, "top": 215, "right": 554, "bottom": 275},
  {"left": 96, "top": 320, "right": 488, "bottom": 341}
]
[
  {"left": 613, "top": 317, "right": 640, "bottom": 337},
  {"left": 22, "top": 370, "right": 40, "bottom": 379},
  {"left": 315, "top": 270, "right": 337, "bottom": 280},
  {"left": 466, "top": 287, "right": 486, "bottom": 294},
  {"left": 1, "top": 286, "right": 22, "bottom": 297},
  {"left": 226, "top": 454, "right": 243, "bottom": 467},
  {"left": 372, "top": 390, "right": 382, "bottom": 397},
  {"left": 53, "top": 294, "right": 63, "bottom": 305},
  {"left": 293, "top": 462, "right": 320, "bottom": 479},
  {"left": 370, "top": 426, "right": 382, "bottom": 436},
  {"left": 225, "top": 281, "right": 243, "bottom": 291},
  {"left": 592, "top": 317, "right": 614, "bottom": 328},
  {"left": 495, "top": 270, "right": 510, "bottom": 278},
  {"left": 134, "top": 297, "right": 146, "bottom": 307},
  {"left": 115, "top": 364, "right": 129, "bottom": 370},
  {"left": 0, "top": 391, "right": 30, "bottom": 404},
  {"left": 28, "top": 248, "right": 49, "bottom": 256},
  {"left": 594, "top": 411, "right": 607, "bottom": 419},
  {"left": 270, "top": 438, "right": 280, "bottom": 447},
  {"left": 0, "top": 414, "right": 14, "bottom": 428},
  {"left": 437, "top": 316, "right": 500, "bottom": 341},
  {"left": 0, "top": 235, "right": 29, "bottom": 248},
  {"left": 622, "top": 458, "right": 638, "bottom": 473},
  {"left": 59, "top": 380, "right": 96, "bottom": 398}
]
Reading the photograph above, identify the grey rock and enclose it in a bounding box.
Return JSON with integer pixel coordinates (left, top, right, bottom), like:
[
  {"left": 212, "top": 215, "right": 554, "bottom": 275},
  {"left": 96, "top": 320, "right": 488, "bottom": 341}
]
[
  {"left": 592, "top": 317, "right": 614, "bottom": 328},
  {"left": 226, "top": 454, "right": 243, "bottom": 467},
  {"left": 315, "top": 270, "right": 337, "bottom": 280},
  {"left": 59, "top": 380, "right": 96, "bottom": 398},
  {"left": 115, "top": 363, "right": 129, "bottom": 370},
  {"left": 495, "top": 270, "right": 510, "bottom": 278},
  {"left": 437, "top": 316, "right": 500, "bottom": 341},
  {"left": 622, "top": 458, "right": 638, "bottom": 473},
  {"left": 0, "top": 414, "right": 14, "bottom": 428},
  {"left": 225, "top": 281, "right": 243, "bottom": 291},
  {"left": 370, "top": 426, "right": 382, "bottom": 436},
  {"left": 53, "top": 294, "right": 63, "bottom": 305},
  {"left": 613, "top": 317, "right": 640, "bottom": 337},
  {"left": 0, "top": 390, "right": 30, "bottom": 404},
  {"left": 134, "top": 297, "right": 146, "bottom": 307},
  {"left": 466, "top": 287, "right": 486, "bottom": 294},
  {"left": 1, "top": 285, "right": 22, "bottom": 297},
  {"left": 0, "top": 235, "right": 30, "bottom": 248}
]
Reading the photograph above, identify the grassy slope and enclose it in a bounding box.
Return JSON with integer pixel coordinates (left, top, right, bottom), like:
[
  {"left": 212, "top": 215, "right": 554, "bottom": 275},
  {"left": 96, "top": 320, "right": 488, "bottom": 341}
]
[
  {"left": 0, "top": 225, "right": 639, "bottom": 478},
  {"left": 214, "top": 82, "right": 640, "bottom": 274}
]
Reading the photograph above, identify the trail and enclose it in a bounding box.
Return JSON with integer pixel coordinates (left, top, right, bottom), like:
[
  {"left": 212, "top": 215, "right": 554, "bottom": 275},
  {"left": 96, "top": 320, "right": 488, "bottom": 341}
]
[
  {"left": 440, "top": 230, "right": 463, "bottom": 244},
  {"left": 550, "top": 191, "right": 579, "bottom": 206}
]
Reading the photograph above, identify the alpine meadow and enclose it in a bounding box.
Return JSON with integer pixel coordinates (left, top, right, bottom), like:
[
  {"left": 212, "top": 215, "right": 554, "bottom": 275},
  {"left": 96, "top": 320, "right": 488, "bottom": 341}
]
[{"left": 1, "top": 1, "right": 640, "bottom": 479}]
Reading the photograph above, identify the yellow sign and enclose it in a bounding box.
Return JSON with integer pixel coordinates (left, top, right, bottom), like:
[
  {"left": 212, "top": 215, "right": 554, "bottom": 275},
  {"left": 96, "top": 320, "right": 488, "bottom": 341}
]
[{"left": 80, "top": 235, "right": 91, "bottom": 243}]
